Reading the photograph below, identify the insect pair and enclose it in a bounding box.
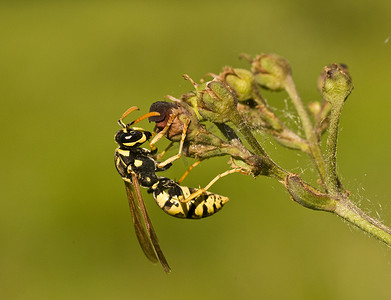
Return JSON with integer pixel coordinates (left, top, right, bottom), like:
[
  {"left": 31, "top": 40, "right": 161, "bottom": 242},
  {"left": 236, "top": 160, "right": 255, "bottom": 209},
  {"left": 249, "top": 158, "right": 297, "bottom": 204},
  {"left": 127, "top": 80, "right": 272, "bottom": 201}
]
[{"left": 114, "top": 106, "right": 243, "bottom": 273}]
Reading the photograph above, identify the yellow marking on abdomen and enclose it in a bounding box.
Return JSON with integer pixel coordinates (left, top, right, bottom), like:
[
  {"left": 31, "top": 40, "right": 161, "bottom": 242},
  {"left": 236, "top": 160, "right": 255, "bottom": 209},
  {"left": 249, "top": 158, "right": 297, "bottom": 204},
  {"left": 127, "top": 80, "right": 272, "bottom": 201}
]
[{"left": 134, "top": 159, "right": 143, "bottom": 167}]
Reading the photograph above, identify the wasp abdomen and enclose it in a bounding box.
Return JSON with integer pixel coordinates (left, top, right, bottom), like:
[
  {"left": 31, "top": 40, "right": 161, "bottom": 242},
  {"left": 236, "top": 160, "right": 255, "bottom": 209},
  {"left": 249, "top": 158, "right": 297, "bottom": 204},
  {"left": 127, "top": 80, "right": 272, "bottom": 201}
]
[{"left": 153, "top": 184, "right": 229, "bottom": 219}]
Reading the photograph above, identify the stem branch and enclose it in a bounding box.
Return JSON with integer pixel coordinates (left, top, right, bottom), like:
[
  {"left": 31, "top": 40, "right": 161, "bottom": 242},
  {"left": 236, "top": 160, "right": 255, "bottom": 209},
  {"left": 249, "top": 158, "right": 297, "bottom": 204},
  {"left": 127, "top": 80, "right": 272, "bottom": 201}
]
[
  {"left": 286, "top": 173, "right": 391, "bottom": 247},
  {"left": 283, "top": 76, "right": 327, "bottom": 185},
  {"left": 334, "top": 197, "right": 391, "bottom": 245},
  {"left": 325, "top": 103, "right": 343, "bottom": 195},
  {"left": 230, "top": 111, "right": 288, "bottom": 180}
]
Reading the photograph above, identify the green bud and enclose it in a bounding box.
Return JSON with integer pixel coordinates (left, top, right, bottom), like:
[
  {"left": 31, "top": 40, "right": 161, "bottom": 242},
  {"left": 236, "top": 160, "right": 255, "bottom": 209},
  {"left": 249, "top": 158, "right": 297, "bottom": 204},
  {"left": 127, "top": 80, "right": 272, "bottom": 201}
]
[
  {"left": 180, "top": 92, "right": 203, "bottom": 120},
  {"left": 320, "top": 63, "right": 353, "bottom": 106},
  {"left": 251, "top": 53, "right": 292, "bottom": 91},
  {"left": 224, "top": 68, "right": 254, "bottom": 101},
  {"left": 197, "top": 80, "right": 239, "bottom": 123}
]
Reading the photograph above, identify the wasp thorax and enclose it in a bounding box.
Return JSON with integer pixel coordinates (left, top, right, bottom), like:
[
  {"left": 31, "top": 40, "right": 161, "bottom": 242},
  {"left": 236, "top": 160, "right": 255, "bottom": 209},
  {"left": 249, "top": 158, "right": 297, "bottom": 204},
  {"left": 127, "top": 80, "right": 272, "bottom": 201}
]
[{"left": 115, "top": 128, "right": 152, "bottom": 148}]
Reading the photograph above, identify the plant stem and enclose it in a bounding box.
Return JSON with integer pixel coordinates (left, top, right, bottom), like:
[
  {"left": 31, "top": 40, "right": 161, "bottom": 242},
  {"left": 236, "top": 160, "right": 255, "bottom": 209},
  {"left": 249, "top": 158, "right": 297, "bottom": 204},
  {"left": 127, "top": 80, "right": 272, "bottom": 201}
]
[
  {"left": 283, "top": 75, "right": 327, "bottom": 185},
  {"left": 286, "top": 173, "right": 391, "bottom": 247},
  {"left": 249, "top": 85, "right": 310, "bottom": 153},
  {"left": 334, "top": 196, "right": 391, "bottom": 245},
  {"left": 324, "top": 102, "right": 344, "bottom": 195},
  {"left": 230, "top": 111, "right": 288, "bottom": 180},
  {"left": 230, "top": 111, "right": 268, "bottom": 157}
]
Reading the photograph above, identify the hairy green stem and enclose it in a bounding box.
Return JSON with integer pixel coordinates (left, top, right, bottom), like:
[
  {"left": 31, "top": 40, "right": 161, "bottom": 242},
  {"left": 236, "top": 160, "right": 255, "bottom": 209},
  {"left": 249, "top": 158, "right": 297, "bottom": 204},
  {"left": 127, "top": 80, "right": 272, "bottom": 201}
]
[
  {"left": 286, "top": 173, "right": 391, "bottom": 247},
  {"left": 230, "top": 111, "right": 288, "bottom": 180},
  {"left": 249, "top": 85, "right": 310, "bottom": 153},
  {"left": 283, "top": 76, "right": 327, "bottom": 185},
  {"left": 251, "top": 84, "right": 284, "bottom": 131},
  {"left": 325, "top": 103, "right": 343, "bottom": 195},
  {"left": 334, "top": 197, "right": 391, "bottom": 245},
  {"left": 230, "top": 110, "right": 267, "bottom": 156}
]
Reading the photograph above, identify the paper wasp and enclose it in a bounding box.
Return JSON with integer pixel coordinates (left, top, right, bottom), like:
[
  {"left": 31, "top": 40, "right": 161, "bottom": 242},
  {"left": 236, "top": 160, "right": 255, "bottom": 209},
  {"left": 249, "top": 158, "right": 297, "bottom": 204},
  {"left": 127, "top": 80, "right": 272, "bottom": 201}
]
[{"left": 114, "top": 106, "right": 242, "bottom": 273}]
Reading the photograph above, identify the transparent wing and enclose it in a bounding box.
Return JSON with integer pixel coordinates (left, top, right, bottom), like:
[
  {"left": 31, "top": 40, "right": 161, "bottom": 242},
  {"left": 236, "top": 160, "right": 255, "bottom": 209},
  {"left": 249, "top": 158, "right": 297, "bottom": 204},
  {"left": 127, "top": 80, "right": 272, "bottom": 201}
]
[{"left": 124, "top": 174, "right": 171, "bottom": 273}]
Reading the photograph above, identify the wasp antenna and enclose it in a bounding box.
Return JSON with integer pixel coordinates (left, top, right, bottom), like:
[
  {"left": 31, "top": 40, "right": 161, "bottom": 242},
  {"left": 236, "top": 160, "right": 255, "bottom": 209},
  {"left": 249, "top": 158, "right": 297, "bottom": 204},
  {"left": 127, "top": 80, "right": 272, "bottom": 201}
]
[
  {"left": 119, "top": 106, "right": 140, "bottom": 127},
  {"left": 130, "top": 111, "right": 161, "bottom": 126},
  {"left": 118, "top": 119, "right": 126, "bottom": 128}
]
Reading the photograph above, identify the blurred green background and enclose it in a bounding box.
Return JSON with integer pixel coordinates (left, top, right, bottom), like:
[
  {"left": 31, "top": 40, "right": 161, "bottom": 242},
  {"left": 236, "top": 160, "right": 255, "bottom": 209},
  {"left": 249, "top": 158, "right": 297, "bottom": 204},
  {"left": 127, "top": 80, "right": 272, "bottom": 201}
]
[{"left": 1, "top": 0, "right": 391, "bottom": 299}]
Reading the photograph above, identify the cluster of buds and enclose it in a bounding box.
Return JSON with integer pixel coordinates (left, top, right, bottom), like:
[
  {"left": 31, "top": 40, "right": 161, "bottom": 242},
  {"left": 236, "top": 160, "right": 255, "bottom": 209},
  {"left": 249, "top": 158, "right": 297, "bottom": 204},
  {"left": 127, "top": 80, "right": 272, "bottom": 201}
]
[
  {"left": 143, "top": 52, "right": 391, "bottom": 249},
  {"left": 147, "top": 54, "right": 355, "bottom": 184},
  {"left": 142, "top": 54, "right": 391, "bottom": 251},
  {"left": 147, "top": 52, "right": 357, "bottom": 196},
  {"left": 147, "top": 53, "right": 335, "bottom": 178}
]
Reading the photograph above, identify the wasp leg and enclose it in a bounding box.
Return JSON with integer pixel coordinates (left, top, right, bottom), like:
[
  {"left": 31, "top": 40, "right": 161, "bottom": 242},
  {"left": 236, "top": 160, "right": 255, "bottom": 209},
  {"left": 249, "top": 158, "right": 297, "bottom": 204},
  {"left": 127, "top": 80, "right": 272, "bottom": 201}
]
[
  {"left": 156, "top": 118, "right": 190, "bottom": 169},
  {"left": 181, "top": 168, "right": 247, "bottom": 203},
  {"left": 149, "top": 114, "right": 176, "bottom": 152},
  {"left": 177, "top": 160, "right": 202, "bottom": 184},
  {"left": 156, "top": 142, "right": 174, "bottom": 160}
]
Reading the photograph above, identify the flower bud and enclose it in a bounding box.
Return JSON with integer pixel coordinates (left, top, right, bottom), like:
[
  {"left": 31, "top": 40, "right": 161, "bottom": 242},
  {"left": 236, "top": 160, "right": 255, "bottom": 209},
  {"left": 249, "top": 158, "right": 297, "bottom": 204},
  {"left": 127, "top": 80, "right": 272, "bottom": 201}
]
[
  {"left": 319, "top": 63, "right": 353, "bottom": 106},
  {"left": 224, "top": 68, "right": 254, "bottom": 101},
  {"left": 197, "top": 80, "right": 239, "bottom": 123},
  {"left": 177, "top": 92, "right": 203, "bottom": 120},
  {"left": 250, "top": 53, "right": 292, "bottom": 91}
]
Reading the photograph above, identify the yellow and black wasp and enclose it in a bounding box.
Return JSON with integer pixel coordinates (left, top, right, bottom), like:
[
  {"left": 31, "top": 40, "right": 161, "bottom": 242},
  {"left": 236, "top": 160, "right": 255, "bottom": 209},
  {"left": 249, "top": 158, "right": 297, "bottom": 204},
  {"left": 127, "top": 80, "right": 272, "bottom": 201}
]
[{"left": 114, "top": 106, "right": 242, "bottom": 273}]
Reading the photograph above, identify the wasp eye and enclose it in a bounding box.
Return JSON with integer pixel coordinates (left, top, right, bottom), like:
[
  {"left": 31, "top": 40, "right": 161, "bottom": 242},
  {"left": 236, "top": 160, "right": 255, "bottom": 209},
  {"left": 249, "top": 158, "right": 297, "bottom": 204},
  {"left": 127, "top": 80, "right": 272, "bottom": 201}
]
[
  {"left": 115, "top": 129, "right": 144, "bottom": 146},
  {"left": 125, "top": 130, "right": 143, "bottom": 141},
  {"left": 122, "top": 130, "right": 143, "bottom": 143}
]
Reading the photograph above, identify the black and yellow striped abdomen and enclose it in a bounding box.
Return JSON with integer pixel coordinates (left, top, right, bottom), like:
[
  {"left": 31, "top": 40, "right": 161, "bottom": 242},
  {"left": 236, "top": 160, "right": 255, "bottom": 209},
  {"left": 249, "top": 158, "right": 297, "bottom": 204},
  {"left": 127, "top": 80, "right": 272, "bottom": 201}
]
[{"left": 152, "top": 183, "right": 229, "bottom": 219}]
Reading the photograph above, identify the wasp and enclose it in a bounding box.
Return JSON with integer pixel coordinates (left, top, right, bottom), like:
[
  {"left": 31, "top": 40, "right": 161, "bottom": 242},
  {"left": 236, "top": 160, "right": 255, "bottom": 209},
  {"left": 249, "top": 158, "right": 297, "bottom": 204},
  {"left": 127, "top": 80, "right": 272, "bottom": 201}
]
[{"left": 114, "top": 106, "right": 243, "bottom": 273}]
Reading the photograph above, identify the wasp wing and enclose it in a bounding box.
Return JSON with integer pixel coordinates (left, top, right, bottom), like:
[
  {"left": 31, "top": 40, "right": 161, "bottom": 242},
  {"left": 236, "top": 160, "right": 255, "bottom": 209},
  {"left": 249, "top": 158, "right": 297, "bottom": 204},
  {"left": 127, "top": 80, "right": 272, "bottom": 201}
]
[
  {"left": 124, "top": 173, "right": 171, "bottom": 273},
  {"left": 124, "top": 181, "right": 158, "bottom": 264}
]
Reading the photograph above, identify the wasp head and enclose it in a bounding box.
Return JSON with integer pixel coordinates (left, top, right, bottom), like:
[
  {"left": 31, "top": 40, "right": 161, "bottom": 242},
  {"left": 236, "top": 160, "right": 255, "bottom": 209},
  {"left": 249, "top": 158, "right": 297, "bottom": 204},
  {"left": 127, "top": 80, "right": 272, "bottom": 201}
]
[
  {"left": 115, "top": 127, "right": 152, "bottom": 149},
  {"left": 115, "top": 106, "right": 159, "bottom": 149}
]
